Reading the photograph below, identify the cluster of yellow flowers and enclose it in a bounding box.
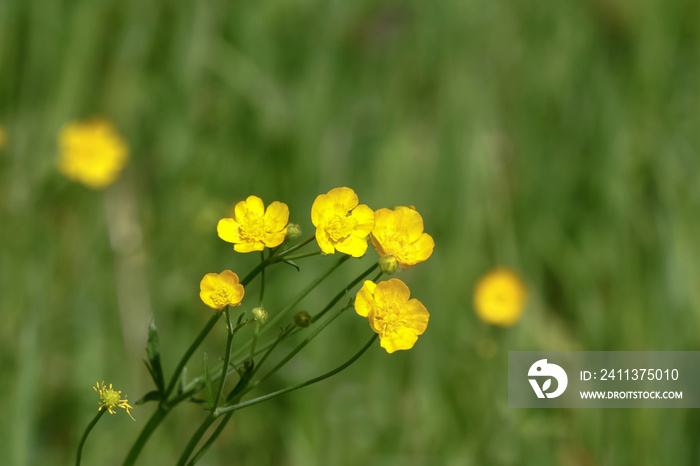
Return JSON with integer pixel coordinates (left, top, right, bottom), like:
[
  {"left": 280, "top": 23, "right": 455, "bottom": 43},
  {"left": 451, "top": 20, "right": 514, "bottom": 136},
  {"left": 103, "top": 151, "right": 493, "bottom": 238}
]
[{"left": 200, "top": 187, "right": 435, "bottom": 353}]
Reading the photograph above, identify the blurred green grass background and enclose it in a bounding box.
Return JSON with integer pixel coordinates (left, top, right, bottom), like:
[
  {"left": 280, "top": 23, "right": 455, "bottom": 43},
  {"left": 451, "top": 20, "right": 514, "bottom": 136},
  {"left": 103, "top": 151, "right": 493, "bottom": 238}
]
[{"left": 2, "top": 0, "right": 700, "bottom": 464}]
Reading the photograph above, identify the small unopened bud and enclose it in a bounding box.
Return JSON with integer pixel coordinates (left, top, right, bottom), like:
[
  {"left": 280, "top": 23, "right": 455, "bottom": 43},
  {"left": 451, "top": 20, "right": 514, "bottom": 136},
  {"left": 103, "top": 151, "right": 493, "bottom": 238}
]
[
  {"left": 252, "top": 307, "right": 268, "bottom": 324},
  {"left": 286, "top": 223, "right": 302, "bottom": 240},
  {"left": 378, "top": 255, "right": 399, "bottom": 275},
  {"left": 294, "top": 311, "right": 311, "bottom": 328}
]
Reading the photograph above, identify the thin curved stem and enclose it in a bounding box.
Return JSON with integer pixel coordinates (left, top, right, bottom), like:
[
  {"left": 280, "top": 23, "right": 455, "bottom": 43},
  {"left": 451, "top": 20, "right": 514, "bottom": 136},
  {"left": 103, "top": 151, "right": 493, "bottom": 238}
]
[
  {"left": 76, "top": 409, "right": 106, "bottom": 466},
  {"left": 214, "top": 334, "right": 378, "bottom": 417},
  {"left": 175, "top": 414, "right": 217, "bottom": 466}
]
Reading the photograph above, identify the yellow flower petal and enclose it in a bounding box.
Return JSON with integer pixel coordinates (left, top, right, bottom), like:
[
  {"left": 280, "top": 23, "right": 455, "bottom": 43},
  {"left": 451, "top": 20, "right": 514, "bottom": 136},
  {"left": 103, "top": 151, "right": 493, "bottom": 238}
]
[
  {"left": 199, "top": 270, "right": 245, "bottom": 310},
  {"left": 373, "top": 278, "right": 410, "bottom": 307},
  {"left": 264, "top": 201, "right": 290, "bottom": 233},
  {"left": 394, "top": 206, "right": 424, "bottom": 243},
  {"left": 244, "top": 195, "right": 265, "bottom": 217},
  {"left": 370, "top": 206, "right": 433, "bottom": 268},
  {"left": 223, "top": 197, "right": 289, "bottom": 252},
  {"left": 378, "top": 327, "right": 420, "bottom": 354},
  {"left": 234, "top": 241, "right": 265, "bottom": 253},
  {"left": 349, "top": 204, "right": 375, "bottom": 237},
  {"left": 396, "top": 233, "right": 435, "bottom": 269},
  {"left": 315, "top": 227, "right": 335, "bottom": 254},
  {"left": 326, "top": 187, "right": 359, "bottom": 212},
  {"left": 354, "top": 280, "right": 377, "bottom": 317},
  {"left": 355, "top": 278, "right": 429, "bottom": 353},
  {"left": 217, "top": 218, "right": 242, "bottom": 243},
  {"left": 334, "top": 234, "right": 368, "bottom": 257},
  {"left": 311, "top": 193, "right": 333, "bottom": 226}
]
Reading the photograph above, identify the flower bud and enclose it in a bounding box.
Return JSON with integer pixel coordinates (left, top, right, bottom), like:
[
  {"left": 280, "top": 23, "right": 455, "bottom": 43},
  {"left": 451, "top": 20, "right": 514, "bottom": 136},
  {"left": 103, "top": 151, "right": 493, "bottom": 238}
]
[
  {"left": 286, "top": 223, "right": 302, "bottom": 240},
  {"left": 378, "top": 255, "right": 399, "bottom": 275},
  {"left": 252, "top": 307, "right": 268, "bottom": 324},
  {"left": 294, "top": 311, "right": 311, "bottom": 328}
]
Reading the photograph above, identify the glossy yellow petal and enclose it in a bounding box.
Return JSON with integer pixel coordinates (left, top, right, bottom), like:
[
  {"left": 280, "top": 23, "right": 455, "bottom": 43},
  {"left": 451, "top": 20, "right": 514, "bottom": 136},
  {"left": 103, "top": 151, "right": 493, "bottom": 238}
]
[
  {"left": 199, "top": 273, "right": 221, "bottom": 292},
  {"left": 311, "top": 193, "right": 333, "bottom": 226},
  {"left": 373, "top": 279, "right": 411, "bottom": 307},
  {"left": 315, "top": 227, "right": 335, "bottom": 254},
  {"left": 326, "top": 187, "right": 359, "bottom": 212},
  {"left": 403, "top": 298, "right": 430, "bottom": 334},
  {"left": 264, "top": 229, "right": 287, "bottom": 248},
  {"left": 354, "top": 281, "right": 377, "bottom": 317},
  {"left": 396, "top": 233, "right": 435, "bottom": 268},
  {"left": 394, "top": 206, "right": 425, "bottom": 243},
  {"left": 234, "top": 241, "right": 265, "bottom": 253},
  {"left": 380, "top": 328, "right": 419, "bottom": 354},
  {"left": 349, "top": 204, "right": 375, "bottom": 237},
  {"left": 333, "top": 234, "right": 368, "bottom": 257},
  {"left": 244, "top": 195, "right": 265, "bottom": 216},
  {"left": 217, "top": 218, "right": 242, "bottom": 244},
  {"left": 199, "top": 270, "right": 245, "bottom": 310},
  {"left": 263, "top": 201, "right": 289, "bottom": 232}
]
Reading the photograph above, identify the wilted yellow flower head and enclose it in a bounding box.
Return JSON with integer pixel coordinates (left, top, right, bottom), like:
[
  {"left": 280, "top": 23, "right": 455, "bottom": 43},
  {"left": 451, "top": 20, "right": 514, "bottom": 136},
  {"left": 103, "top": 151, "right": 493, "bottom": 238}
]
[
  {"left": 58, "top": 118, "right": 128, "bottom": 189},
  {"left": 93, "top": 381, "right": 134, "bottom": 419},
  {"left": 311, "top": 187, "right": 375, "bottom": 257},
  {"left": 0, "top": 125, "right": 6, "bottom": 150},
  {"left": 370, "top": 206, "right": 434, "bottom": 269},
  {"left": 355, "top": 278, "right": 429, "bottom": 353},
  {"left": 200, "top": 270, "right": 245, "bottom": 310},
  {"left": 473, "top": 268, "right": 527, "bottom": 326},
  {"left": 218, "top": 196, "right": 289, "bottom": 252}
]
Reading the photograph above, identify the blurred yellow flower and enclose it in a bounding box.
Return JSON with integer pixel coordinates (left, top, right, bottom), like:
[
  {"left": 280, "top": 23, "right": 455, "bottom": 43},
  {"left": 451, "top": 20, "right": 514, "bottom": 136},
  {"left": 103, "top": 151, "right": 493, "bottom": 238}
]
[
  {"left": 473, "top": 268, "right": 526, "bottom": 326},
  {"left": 58, "top": 118, "right": 129, "bottom": 189},
  {"left": 0, "top": 125, "right": 7, "bottom": 150},
  {"left": 93, "top": 381, "right": 134, "bottom": 419},
  {"left": 218, "top": 196, "right": 289, "bottom": 252},
  {"left": 311, "top": 187, "right": 374, "bottom": 257},
  {"left": 200, "top": 270, "right": 245, "bottom": 310},
  {"left": 370, "top": 206, "right": 434, "bottom": 268},
  {"left": 355, "top": 278, "right": 429, "bottom": 353}
]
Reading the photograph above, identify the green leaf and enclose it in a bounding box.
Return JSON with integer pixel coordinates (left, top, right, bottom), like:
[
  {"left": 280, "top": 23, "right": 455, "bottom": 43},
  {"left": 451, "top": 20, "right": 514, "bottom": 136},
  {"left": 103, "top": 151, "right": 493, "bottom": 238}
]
[
  {"left": 282, "top": 259, "right": 300, "bottom": 271},
  {"left": 203, "top": 352, "right": 214, "bottom": 409},
  {"left": 145, "top": 318, "right": 165, "bottom": 392}
]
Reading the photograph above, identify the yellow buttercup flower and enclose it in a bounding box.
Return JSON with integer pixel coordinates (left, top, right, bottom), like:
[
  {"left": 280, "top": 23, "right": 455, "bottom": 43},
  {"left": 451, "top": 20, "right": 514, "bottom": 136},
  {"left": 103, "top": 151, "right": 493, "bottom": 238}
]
[
  {"left": 58, "top": 118, "right": 129, "bottom": 189},
  {"left": 473, "top": 268, "right": 527, "bottom": 326},
  {"left": 93, "top": 381, "right": 134, "bottom": 419},
  {"left": 218, "top": 196, "right": 289, "bottom": 252},
  {"left": 370, "top": 206, "right": 434, "bottom": 269},
  {"left": 200, "top": 270, "right": 245, "bottom": 310},
  {"left": 355, "top": 278, "right": 429, "bottom": 353},
  {"left": 311, "top": 187, "right": 375, "bottom": 257}
]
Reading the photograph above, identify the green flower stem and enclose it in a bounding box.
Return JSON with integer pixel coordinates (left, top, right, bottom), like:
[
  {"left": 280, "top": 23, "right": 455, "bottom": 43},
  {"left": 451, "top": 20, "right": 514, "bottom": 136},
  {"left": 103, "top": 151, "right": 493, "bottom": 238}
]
[
  {"left": 276, "top": 235, "right": 315, "bottom": 259},
  {"left": 229, "top": 255, "right": 350, "bottom": 362},
  {"left": 121, "top": 404, "right": 168, "bottom": 466},
  {"left": 213, "top": 310, "right": 235, "bottom": 410},
  {"left": 177, "top": 260, "right": 374, "bottom": 403},
  {"left": 175, "top": 413, "right": 217, "bottom": 466},
  {"left": 311, "top": 262, "right": 378, "bottom": 323},
  {"left": 186, "top": 412, "right": 234, "bottom": 466},
  {"left": 280, "top": 250, "right": 323, "bottom": 261},
  {"left": 75, "top": 409, "right": 106, "bottom": 466},
  {"left": 214, "top": 334, "right": 378, "bottom": 417},
  {"left": 164, "top": 312, "right": 221, "bottom": 398},
  {"left": 248, "top": 300, "right": 352, "bottom": 394}
]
